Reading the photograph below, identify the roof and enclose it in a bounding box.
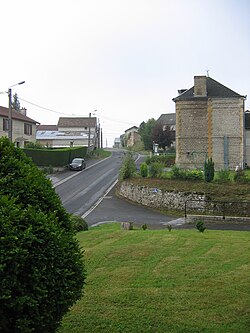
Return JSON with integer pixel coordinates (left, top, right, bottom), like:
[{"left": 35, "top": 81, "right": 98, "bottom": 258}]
[
  {"left": 157, "top": 113, "right": 176, "bottom": 125},
  {"left": 58, "top": 117, "right": 97, "bottom": 128},
  {"left": 125, "top": 126, "right": 138, "bottom": 133},
  {"left": 0, "top": 106, "right": 38, "bottom": 124},
  {"left": 36, "top": 130, "right": 90, "bottom": 140},
  {"left": 37, "top": 124, "right": 58, "bottom": 131},
  {"left": 173, "top": 76, "right": 245, "bottom": 101}
]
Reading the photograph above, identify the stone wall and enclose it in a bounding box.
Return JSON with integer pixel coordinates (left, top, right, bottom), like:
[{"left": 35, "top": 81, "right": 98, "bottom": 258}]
[
  {"left": 118, "top": 182, "right": 249, "bottom": 218},
  {"left": 118, "top": 181, "right": 206, "bottom": 211}
]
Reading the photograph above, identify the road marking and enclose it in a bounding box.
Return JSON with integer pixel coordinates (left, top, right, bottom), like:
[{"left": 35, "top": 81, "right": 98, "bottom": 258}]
[{"left": 81, "top": 179, "right": 118, "bottom": 219}]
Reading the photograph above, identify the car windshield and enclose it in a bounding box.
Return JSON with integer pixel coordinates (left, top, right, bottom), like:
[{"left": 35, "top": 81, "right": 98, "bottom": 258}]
[{"left": 72, "top": 158, "right": 82, "bottom": 163}]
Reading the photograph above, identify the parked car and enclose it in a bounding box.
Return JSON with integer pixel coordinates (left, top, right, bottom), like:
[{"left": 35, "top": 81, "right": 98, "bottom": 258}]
[{"left": 69, "top": 158, "right": 86, "bottom": 171}]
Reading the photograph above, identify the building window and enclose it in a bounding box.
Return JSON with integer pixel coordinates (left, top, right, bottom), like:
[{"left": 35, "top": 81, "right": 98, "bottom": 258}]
[
  {"left": 3, "top": 118, "right": 9, "bottom": 131},
  {"left": 24, "top": 123, "right": 32, "bottom": 135}
]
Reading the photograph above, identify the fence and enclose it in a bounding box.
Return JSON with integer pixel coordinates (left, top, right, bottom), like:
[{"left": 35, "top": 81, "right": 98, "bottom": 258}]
[{"left": 185, "top": 199, "right": 250, "bottom": 219}]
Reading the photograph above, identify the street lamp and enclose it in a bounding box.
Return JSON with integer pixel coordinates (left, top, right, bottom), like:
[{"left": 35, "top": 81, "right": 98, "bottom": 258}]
[{"left": 7, "top": 81, "right": 25, "bottom": 142}]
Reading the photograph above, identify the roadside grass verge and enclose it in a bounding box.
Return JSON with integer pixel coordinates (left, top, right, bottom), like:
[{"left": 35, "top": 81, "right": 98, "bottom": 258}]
[{"left": 58, "top": 224, "right": 250, "bottom": 333}]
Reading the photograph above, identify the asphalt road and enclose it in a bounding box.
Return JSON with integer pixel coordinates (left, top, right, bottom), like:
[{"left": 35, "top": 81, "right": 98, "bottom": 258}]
[{"left": 52, "top": 151, "right": 250, "bottom": 231}]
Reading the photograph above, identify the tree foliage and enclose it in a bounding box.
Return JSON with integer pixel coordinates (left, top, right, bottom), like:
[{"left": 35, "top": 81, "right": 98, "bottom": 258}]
[
  {"left": 138, "top": 118, "right": 156, "bottom": 151},
  {"left": 12, "top": 93, "right": 21, "bottom": 111},
  {"left": 204, "top": 157, "right": 215, "bottom": 182},
  {"left": 151, "top": 122, "right": 175, "bottom": 149},
  {"left": 119, "top": 151, "right": 136, "bottom": 180},
  {"left": 0, "top": 137, "right": 85, "bottom": 333}
]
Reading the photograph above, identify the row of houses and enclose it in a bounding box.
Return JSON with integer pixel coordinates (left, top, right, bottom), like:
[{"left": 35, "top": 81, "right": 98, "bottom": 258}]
[
  {"left": 118, "top": 75, "right": 249, "bottom": 170},
  {"left": 0, "top": 106, "right": 100, "bottom": 150}
]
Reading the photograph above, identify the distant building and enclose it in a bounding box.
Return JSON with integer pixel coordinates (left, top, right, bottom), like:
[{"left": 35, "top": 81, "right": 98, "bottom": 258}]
[
  {"left": 173, "top": 76, "right": 246, "bottom": 170},
  {"left": 113, "top": 137, "right": 121, "bottom": 148},
  {"left": 0, "top": 106, "right": 38, "bottom": 147},
  {"left": 37, "top": 117, "right": 99, "bottom": 149},
  {"left": 157, "top": 113, "right": 176, "bottom": 147},
  {"left": 124, "top": 126, "right": 141, "bottom": 147}
]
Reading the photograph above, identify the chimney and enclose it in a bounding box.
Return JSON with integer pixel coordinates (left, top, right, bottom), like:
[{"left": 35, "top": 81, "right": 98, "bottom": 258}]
[
  {"left": 194, "top": 76, "right": 207, "bottom": 97},
  {"left": 20, "top": 107, "right": 27, "bottom": 116}
]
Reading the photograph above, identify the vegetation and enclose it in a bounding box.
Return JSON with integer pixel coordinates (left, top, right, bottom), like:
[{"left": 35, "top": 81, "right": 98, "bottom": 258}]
[
  {"left": 25, "top": 141, "right": 45, "bottom": 149},
  {"left": 196, "top": 220, "right": 206, "bottom": 232},
  {"left": 123, "top": 177, "right": 250, "bottom": 202},
  {"left": 151, "top": 122, "right": 175, "bottom": 149},
  {"left": 119, "top": 151, "right": 136, "bottom": 180},
  {"left": 0, "top": 137, "right": 85, "bottom": 333},
  {"left": 145, "top": 154, "right": 175, "bottom": 167},
  {"left": 140, "top": 162, "right": 148, "bottom": 177},
  {"left": 87, "top": 148, "right": 111, "bottom": 159},
  {"left": 138, "top": 118, "right": 156, "bottom": 150},
  {"left": 204, "top": 157, "right": 215, "bottom": 182},
  {"left": 11, "top": 92, "right": 21, "bottom": 111},
  {"left": 58, "top": 223, "right": 250, "bottom": 333},
  {"left": 70, "top": 215, "right": 89, "bottom": 232}
]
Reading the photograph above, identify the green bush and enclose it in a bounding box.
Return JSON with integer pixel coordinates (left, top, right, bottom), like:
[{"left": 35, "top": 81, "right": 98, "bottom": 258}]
[
  {"left": 0, "top": 137, "right": 85, "bottom": 333},
  {"left": 216, "top": 170, "right": 231, "bottom": 183},
  {"left": 170, "top": 165, "right": 187, "bottom": 180},
  {"left": 196, "top": 220, "right": 206, "bottom": 232},
  {"left": 141, "top": 223, "right": 148, "bottom": 230},
  {"left": 148, "top": 162, "right": 164, "bottom": 178},
  {"left": 140, "top": 162, "right": 148, "bottom": 177},
  {"left": 204, "top": 157, "right": 215, "bottom": 182},
  {"left": 186, "top": 169, "right": 203, "bottom": 181},
  {"left": 234, "top": 170, "right": 249, "bottom": 184},
  {"left": 119, "top": 152, "right": 136, "bottom": 180},
  {"left": 145, "top": 154, "right": 175, "bottom": 167},
  {"left": 70, "top": 215, "right": 89, "bottom": 232}
]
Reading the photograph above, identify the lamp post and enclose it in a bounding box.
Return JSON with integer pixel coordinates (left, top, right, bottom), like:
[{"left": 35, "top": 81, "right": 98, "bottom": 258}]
[{"left": 8, "top": 81, "right": 25, "bottom": 142}]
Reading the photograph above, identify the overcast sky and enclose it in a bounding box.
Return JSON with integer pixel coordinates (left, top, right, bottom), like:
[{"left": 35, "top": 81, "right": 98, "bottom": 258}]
[{"left": 0, "top": 0, "right": 249, "bottom": 147}]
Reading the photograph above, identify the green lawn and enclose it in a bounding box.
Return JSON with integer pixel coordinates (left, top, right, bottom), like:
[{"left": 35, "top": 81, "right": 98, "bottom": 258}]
[{"left": 58, "top": 224, "right": 250, "bottom": 333}]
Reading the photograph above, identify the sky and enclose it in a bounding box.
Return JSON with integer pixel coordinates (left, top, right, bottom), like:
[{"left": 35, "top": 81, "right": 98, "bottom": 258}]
[{"left": 0, "top": 0, "right": 250, "bottom": 147}]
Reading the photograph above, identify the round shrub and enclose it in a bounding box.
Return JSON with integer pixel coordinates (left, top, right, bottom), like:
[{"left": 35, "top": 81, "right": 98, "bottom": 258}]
[
  {"left": 70, "top": 215, "right": 89, "bottom": 232},
  {"left": 0, "top": 137, "right": 85, "bottom": 333}
]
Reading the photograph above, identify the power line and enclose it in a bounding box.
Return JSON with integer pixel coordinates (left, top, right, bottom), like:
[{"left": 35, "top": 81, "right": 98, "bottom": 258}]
[
  {"left": 19, "top": 97, "right": 137, "bottom": 126},
  {"left": 19, "top": 97, "right": 82, "bottom": 116}
]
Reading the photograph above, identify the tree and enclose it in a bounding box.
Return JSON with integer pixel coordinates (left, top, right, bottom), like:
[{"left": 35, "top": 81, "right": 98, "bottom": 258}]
[
  {"left": 12, "top": 93, "right": 21, "bottom": 111},
  {"left": 0, "top": 137, "right": 85, "bottom": 333},
  {"left": 204, "top": 157, "right": 215, "bottom": 182},
  {"left": 138, "top": 118, "right": 156, "bottom": 151},
  {"left": 152, "top": 122, "right": 175, "bottom": 149}
]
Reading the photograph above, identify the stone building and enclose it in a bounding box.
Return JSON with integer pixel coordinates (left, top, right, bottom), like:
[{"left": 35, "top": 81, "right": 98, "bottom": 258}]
[
  {"left": 173, "top": 76, "right": 246, "bottom": 170},
  {"left": 124, "top": 126, "right": 141, "bottom": 147}
]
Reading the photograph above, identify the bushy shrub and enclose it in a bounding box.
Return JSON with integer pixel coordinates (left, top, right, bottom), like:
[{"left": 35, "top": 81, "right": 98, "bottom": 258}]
[
  {"left": 141, "top": 223, "right": 148, "bottom": 230},
  {"left": 148, "top": 162, "right": 164, "bottom": 178},
  {"left": 140, "top": 162, "right": 148, "bottom": 177},
  {"left": 170, "top": 165, "right": 187, "bottom": 180},
  {"left": 186, "top": 169, "right": 203, "bottom": 181},
  {"left": 196, "top": 220, "right": 206, "bottom": 232},
  {"left": 216, "top": 170, "right": 231, "bottom": 183},
  {"left": 204, "top": 157, "right": 215, "bottom": 182},
  {"left": 145, "top": 154, "right": 175, "bottom": 167},
  {"left": 234, "top": 170, "right": 249, "bottom": 183},
  {"left": 119, "top": 152, "right": 136, "bottom": 180},
  {"left": 0, "top": 137, "right": 85, "bottom": 333},
  {"left": 70, "top": 215, "right": 89, "bottom": 232}
]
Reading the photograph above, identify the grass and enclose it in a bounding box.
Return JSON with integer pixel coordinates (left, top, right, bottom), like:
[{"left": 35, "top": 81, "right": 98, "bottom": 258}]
[{"left": 58, "top": 224, "right": 250, "bottom": 333}]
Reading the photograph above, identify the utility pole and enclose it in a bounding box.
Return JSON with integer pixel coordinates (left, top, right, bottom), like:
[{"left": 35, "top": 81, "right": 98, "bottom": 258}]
[
  {"left": 8, "top": 88, "right": 12, "bottom": 142},
  {"left": 88, "top": 112, "right": 91, "bottom": 151}
]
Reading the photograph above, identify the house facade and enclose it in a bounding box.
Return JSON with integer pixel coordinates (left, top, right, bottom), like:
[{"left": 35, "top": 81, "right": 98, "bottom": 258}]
[
  {"left": 173, "top": 76, "right": 246, "bottom": 170},
  {"left": 36, "top": 117, "right": 99, "bottom": 149},
  {"left": 124, "top": 126, "right": 141, "bottom": 147},
  {"left": 0, "top": 106, "right": 38, "bottom": 147}
]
